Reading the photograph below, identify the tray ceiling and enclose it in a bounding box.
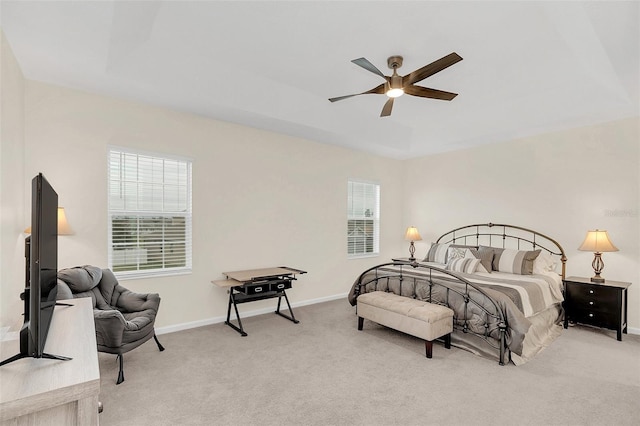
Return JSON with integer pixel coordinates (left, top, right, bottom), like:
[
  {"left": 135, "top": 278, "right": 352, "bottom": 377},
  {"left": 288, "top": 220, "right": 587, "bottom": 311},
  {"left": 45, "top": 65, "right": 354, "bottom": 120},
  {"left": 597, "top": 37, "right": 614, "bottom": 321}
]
[{"left": 1, "top": 1, "right": 638, "bottom": 159}]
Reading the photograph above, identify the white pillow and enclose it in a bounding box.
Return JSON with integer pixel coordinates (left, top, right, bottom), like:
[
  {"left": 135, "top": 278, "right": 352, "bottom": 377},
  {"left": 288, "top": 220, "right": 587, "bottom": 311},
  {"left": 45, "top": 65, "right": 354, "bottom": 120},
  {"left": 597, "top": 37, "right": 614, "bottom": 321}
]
[
  {"left": 533, "top": 251, "right": 558, "bottom": 274},
  {"left": 446, "top": 246, "right": 467, "bottom": 261}
]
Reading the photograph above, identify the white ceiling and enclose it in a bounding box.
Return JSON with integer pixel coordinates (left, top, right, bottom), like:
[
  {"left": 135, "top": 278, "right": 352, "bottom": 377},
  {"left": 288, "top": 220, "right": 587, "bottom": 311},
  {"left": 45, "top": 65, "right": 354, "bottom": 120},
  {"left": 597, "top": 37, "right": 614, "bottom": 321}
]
[{"left": 1, "top": 1, "right": 638, "bottom": 159}]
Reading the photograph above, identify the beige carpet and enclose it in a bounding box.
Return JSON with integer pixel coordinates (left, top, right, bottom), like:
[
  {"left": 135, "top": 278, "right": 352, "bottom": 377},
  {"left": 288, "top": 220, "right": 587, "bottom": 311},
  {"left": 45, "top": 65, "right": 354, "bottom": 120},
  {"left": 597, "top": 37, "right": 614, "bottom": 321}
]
[{"left": 97, "top": 299, "right": 640, "bottom": 426}]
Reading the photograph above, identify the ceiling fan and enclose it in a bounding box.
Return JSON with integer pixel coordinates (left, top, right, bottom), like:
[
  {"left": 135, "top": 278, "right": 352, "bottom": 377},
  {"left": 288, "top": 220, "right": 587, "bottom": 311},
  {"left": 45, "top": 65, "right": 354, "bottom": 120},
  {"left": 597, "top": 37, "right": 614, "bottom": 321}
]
[{"left": 329, "top": 52, "right": 463, "bottom": 117}]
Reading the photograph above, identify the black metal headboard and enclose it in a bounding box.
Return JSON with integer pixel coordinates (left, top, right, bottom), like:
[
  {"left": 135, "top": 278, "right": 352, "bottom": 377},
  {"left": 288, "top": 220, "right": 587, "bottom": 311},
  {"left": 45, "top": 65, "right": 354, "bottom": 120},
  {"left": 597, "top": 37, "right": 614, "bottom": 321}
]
[{"left": 436, "top": 223, "right": 567, "bottom": 279}]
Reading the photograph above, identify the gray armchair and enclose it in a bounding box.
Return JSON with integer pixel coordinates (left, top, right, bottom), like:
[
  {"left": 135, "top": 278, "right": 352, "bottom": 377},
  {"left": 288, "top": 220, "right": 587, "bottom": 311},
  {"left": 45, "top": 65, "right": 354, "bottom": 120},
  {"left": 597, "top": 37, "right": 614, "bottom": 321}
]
[{"left": 57, "top": 265, "right": 164, "bottom": 384}]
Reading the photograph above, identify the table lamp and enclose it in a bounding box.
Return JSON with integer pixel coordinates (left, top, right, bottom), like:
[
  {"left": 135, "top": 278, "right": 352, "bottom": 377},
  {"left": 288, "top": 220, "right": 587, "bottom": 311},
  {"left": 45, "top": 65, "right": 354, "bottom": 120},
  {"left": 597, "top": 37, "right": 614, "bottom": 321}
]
[
  {"left": 404, "top": 226, "right": 422, "bottom": 261},
  {"left": 578, "top": 229, "right": 618, "bottom": 283},
  {"left": 24, "top": 207, "right": 74, "bottom": 235}
]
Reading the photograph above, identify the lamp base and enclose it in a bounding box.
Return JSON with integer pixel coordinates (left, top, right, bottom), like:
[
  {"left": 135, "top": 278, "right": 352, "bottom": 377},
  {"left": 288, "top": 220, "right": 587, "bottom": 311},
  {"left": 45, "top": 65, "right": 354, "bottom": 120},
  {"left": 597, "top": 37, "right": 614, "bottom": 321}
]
[
  {"left": 590, "top": 253, "right": 606, "bottom": 283},
  {"left": 408, "top": 241, "right": 416, "bottom": 260}
]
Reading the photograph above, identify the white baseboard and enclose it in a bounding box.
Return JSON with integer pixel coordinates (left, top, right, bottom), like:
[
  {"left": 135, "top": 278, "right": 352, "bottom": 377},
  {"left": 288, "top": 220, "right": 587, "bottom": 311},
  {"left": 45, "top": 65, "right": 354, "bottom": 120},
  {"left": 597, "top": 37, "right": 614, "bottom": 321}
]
[
  {"left": 155, "top": 292, "right": 349, "bottom": 336},
  {"left": 4, "top": 295, "right": 637, "bottom": 340},
  {"left": 0, "top": 326, "right": 18, "bottom": 342}
]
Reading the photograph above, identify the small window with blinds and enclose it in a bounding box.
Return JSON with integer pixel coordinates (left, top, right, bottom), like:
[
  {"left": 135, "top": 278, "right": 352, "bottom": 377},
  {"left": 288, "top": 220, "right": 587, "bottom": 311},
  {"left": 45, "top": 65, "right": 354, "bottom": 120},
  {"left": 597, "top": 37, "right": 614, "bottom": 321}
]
[
  {"left": 347, "top": 180, "right": 380, "bottom": 258},
  {"left": 108, "top": 147, "right": 192, "bottom": 279}
]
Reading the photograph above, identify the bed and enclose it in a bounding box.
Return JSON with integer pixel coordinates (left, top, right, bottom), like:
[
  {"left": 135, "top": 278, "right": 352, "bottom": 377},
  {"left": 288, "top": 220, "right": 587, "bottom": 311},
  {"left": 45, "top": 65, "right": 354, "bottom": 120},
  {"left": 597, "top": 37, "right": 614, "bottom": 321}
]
[{"left": 348, "top": 223, "right": 567, "bottom": 365}]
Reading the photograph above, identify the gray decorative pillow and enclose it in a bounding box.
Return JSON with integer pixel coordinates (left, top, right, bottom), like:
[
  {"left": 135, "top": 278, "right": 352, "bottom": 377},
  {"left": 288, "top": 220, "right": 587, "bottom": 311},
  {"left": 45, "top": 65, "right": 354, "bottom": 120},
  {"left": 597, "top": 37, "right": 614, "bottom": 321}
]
[
  {"left": 492, "top": 248, "right": 541, "bottom": 275},
  {"left": 476, "top": 246, "right": 495, "bottom": 273}
]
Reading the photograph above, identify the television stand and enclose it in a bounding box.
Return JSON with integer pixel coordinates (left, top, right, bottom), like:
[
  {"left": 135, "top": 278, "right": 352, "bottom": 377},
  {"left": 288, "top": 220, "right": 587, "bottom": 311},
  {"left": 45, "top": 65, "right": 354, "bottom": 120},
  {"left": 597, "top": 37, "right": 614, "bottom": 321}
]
[
  {"left": 0, "top": 351, "right": 71, "bottom": 367},
  {"left": 0, "top": 303, "right": 73, "bottom": 367},
  {"left": 212, "top": 266, "right": 307, "bottom": 336}
]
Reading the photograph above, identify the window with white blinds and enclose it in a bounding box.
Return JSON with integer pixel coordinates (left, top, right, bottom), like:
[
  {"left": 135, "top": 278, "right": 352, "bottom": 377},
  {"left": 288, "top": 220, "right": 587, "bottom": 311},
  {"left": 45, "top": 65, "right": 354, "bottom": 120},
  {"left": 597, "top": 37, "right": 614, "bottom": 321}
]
[
  {"left": 108, "top": 148, "right": 192, "bottom": 278},
  {"left": 347, "top": 180, "right": 380, "bottom": 258}
]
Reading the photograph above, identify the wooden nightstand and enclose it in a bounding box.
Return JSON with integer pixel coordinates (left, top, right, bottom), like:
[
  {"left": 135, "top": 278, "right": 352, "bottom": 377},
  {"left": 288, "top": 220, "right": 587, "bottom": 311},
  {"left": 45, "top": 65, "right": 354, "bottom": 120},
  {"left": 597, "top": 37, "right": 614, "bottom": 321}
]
[{"left": 563, "top": 276, "right": 632, "bottom": 341}]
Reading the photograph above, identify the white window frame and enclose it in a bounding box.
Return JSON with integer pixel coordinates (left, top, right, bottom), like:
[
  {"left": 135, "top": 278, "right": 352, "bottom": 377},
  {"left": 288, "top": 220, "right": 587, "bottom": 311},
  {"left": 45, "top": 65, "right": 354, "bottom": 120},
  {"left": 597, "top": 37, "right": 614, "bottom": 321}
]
[
  {"left": 107, "top": 146, "right": 193, "bottom": 279},
  {"left": 347, "top": 179, "right": 380, "bottom": 258}
]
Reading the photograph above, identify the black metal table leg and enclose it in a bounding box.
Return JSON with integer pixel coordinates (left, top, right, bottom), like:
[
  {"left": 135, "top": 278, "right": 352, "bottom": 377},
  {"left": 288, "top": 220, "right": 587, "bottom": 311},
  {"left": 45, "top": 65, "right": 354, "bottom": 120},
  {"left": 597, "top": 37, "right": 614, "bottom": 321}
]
[
  {"left": 275, "top": 290, "right": 299, "bottom": 324},
  {"left": 225, "top": 290, "right": 248, "bottom": 336}
]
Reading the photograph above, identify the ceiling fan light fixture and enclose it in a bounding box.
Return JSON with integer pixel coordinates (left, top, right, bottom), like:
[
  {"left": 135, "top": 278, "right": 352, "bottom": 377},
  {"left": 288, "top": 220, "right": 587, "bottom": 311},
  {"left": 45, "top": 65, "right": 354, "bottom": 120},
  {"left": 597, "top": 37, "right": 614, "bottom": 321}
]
[
  {"left": 386, "top": 87, "right": 404, "bottom": 98},
  {"left": 386, "top": 72, "right": 404, "bottom": 98}
]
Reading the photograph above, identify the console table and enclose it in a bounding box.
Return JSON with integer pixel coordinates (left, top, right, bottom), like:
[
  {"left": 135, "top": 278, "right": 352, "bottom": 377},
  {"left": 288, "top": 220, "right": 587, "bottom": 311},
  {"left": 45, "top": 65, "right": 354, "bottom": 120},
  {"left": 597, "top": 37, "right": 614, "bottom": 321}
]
[
  {"left": 0, "top": 297, "right": 100, "bottom": 425},
  {"left": 212, "top": 266, "right": 306, "bottom": 336}
]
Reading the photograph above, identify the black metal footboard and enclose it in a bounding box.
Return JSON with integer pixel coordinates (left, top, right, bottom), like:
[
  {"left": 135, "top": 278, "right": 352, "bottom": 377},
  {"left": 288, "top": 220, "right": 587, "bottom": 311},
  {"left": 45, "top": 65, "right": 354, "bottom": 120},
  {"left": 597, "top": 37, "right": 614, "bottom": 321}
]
[{"left": 353, "top": 261, "right": 508, "bottom": 365}]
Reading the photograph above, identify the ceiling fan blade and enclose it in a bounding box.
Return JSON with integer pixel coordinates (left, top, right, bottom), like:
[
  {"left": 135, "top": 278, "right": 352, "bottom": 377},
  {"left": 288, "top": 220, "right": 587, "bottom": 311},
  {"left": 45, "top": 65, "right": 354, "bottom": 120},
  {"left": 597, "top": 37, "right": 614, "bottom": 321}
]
[
  {"left": 364, "top": 83, "right": 386, "bottom": 95},
  {"left": 352, "top": 58, "right": 386, "bottom": 79},
  {"left": 328, "top": 83, "right": 386, "bottom": 102},
  {"left": 380, "top": 97, "right": 394, "bottom": 117},
  {"left": 404, "top": 85, "right": 458, "bottom": 101},
  {"left": 329, "top": 94, "right": 359, "bottom": 102},
  {"left": 402, "top": 52, "right": 463, "bottom": 86}
]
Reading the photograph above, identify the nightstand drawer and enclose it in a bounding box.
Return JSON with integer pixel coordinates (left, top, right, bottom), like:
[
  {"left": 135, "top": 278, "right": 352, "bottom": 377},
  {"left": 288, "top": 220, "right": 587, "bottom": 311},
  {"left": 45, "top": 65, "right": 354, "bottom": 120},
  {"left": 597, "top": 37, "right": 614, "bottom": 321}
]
[
  {"left": 572, "top": 308, "right": 617, "bottom": 328},
  {"left": 566, "top": 283, "right": 618, "bottom": 304},
  {"left": 571, "top": 298, "right": 612, "bottom": 312}
]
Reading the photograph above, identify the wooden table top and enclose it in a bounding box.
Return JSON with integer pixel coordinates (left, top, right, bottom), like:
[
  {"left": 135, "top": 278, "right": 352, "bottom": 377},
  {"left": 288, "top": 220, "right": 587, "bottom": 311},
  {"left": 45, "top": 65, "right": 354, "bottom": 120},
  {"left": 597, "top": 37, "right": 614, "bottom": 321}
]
[{"left": 212, "top": 266, "right": 305, "bottom": 288}]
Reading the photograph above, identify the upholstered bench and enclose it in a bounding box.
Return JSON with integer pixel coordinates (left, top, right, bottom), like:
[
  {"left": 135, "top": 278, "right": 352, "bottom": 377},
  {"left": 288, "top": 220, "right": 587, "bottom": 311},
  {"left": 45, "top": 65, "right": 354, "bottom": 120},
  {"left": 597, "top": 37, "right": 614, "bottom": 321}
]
[{"left": 357, "top": 291, "right": 454, "bottom": 358}]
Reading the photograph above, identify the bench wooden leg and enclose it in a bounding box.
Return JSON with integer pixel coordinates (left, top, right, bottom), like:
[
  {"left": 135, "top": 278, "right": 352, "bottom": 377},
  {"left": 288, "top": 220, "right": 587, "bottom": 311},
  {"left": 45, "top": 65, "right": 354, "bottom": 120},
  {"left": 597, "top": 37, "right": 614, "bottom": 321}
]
[
  {"left": 425, "top": 340, "right": 433, "bottom": 358},
  {"left": 444, "top": 333, "right": 451, "bottom": 349},
  {"left": 358, "top": 316, "right": 364, "bottom": 331}
]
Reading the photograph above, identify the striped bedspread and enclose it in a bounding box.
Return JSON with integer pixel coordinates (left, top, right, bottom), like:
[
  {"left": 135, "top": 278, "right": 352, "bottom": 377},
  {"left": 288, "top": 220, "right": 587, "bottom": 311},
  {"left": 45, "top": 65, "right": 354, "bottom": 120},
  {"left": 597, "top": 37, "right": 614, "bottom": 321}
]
[
  {"left": 352, "top": 263, "right": 564, "bottom": 318},
  {"left": 348, "top": 263, "right": 565, "bottom": 358},
  {"left": 450, "top": 268, "right": 564, "bottom": 318}
]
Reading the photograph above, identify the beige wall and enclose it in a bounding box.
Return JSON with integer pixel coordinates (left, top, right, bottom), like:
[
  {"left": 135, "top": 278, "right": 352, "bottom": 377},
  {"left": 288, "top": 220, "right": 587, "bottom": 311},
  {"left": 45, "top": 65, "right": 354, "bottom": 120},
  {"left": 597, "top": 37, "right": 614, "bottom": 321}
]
[
  {"left": 405, "top": 117, "right": 640, "bottom": 331},
  {"left": 0, "top": 32, "right": 26, "bottom": 333},
  {"left": 13, "top": 80, "right": 405, "bottom": 331},
  {"left": 1, "top": 31, "right": 638, "bottom": 335}
]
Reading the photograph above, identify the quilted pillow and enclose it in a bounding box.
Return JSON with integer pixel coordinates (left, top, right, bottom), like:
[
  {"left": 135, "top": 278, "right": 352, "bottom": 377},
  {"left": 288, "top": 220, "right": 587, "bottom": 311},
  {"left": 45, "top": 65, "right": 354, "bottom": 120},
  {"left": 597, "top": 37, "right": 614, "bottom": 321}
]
[
  {"left": 424, "top": 243, "right": 450, "bottom": 264},
  {"left": 446, "top": 257, "right": 481, "bottom": 274},
  {"left": 492, "top": 248, "right": 541, "bottom": 275}
]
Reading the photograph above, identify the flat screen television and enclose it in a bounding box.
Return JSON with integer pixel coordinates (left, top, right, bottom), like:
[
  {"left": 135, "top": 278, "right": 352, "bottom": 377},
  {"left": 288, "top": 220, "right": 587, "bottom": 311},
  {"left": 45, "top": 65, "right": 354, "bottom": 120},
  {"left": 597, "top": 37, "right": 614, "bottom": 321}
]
[{"left": 0, "top": 173, "right": 71, "bottom": 366}]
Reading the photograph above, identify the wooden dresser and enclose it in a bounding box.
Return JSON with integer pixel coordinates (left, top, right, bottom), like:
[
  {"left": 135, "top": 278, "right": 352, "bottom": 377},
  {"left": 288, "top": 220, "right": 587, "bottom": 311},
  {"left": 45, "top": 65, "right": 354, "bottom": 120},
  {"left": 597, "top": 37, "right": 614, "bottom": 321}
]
[{"left": 0, "top": 297, "right": 101, "bottom": 425}]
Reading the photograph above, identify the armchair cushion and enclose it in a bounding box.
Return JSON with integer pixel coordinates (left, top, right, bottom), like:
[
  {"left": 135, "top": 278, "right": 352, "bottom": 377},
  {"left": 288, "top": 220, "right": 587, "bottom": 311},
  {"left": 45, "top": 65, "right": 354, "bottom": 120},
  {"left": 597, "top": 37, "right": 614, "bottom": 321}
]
[
  {"left": 58, "top": 265, "right": 102, "bottom": 292},
  {"left": 56, "top": 279, "right": 74, "bottom": 300},
  {"left": 94, "top": 309, "right": 126, "bottom": 348}
]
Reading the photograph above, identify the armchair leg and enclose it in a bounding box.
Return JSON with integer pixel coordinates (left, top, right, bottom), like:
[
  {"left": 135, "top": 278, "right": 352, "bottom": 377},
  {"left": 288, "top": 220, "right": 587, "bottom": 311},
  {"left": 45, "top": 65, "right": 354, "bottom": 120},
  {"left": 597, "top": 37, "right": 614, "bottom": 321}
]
[
  {"left": 153, "top": 333, "right": 165, "bottom": 352},
  {"left": 116, "top": 354, "right": 125, "bottom": 385}
]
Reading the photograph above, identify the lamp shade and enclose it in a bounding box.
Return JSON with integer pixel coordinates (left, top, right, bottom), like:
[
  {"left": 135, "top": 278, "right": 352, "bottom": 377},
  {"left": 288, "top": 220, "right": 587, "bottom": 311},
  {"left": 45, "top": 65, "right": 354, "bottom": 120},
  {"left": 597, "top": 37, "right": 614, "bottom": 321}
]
[
  {"left": 578, "top": 230, "right": 618, "bottom": 253},
  {"left": 24, "top": 207, "right": 74, "bottom": 235},
  {"left": 404, "top": 226, "right": 422, "bottom": 242},
  {"left": 57, "top": 207, "right": 73, "bottom": 235}
]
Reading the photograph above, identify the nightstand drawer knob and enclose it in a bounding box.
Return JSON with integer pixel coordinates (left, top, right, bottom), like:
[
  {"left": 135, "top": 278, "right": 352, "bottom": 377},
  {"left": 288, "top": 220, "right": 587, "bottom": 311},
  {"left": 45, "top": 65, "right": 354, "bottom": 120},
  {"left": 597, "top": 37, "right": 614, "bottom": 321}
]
[
  {"left": 589, "top": 290, "right": 594, "bottom": 294},
  {"left": 589, "top": 313, "right": 594, "bottom": 317},
  {"left": 589, "top": 301, "right": 594, "bottom": 305}
]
